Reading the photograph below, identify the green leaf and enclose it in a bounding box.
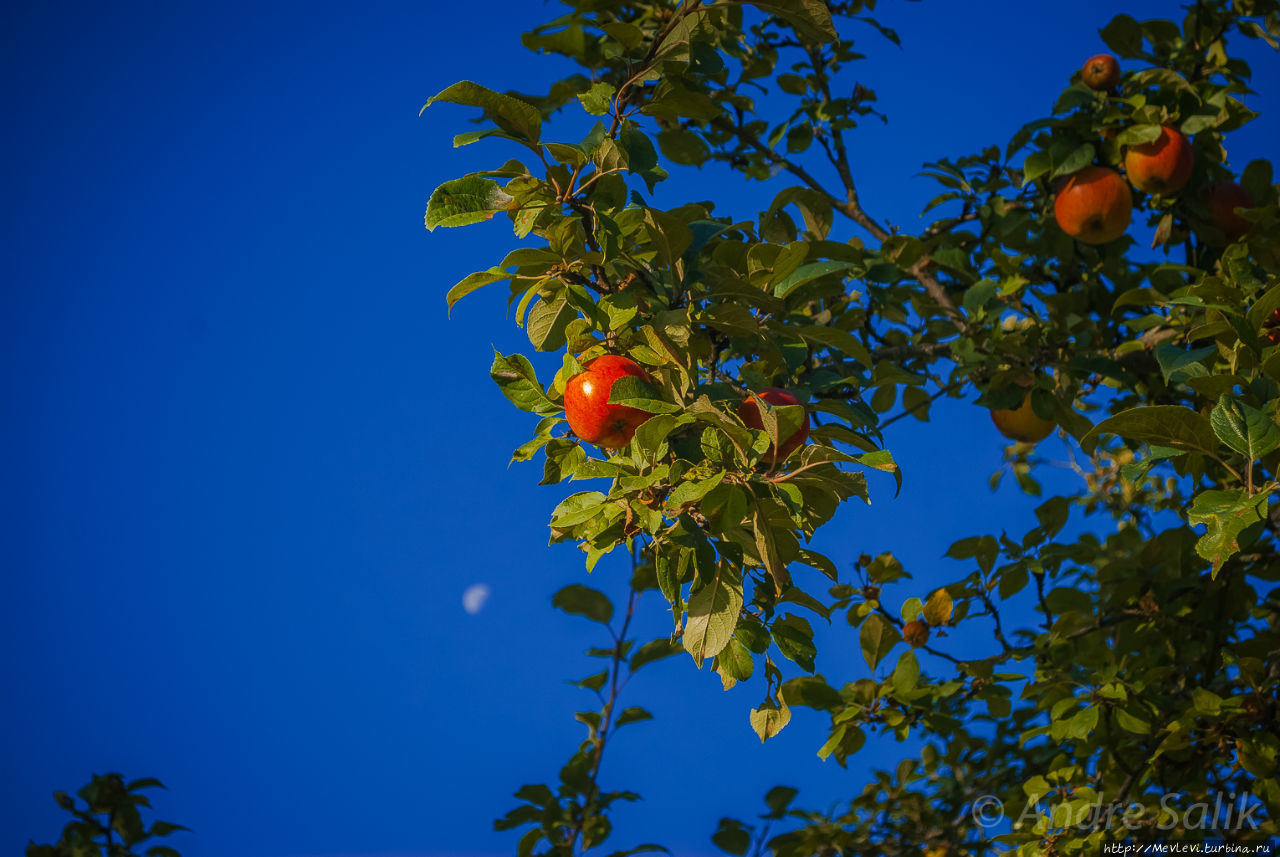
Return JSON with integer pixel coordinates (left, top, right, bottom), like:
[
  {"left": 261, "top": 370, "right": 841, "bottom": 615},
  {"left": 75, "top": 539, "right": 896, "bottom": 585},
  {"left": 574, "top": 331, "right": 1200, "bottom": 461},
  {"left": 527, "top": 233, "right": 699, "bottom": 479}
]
[
  {"left": 890, "top": 649, "right": 920, "bottom": 695},
  {"left": 615, "top": 706, "right": 652, "bottom": 728},
  {"left": 666, "top": 471, "right": 725, "bottom": 509},
  {"left": 1081, "top": 405, "right": 1218, "bottom": 455},
  {"left": 1154, "top": 344, "right": 1215, "bottom": 385},
  {"left": 425, "top": 176, "right": 511, "bottom": 231},
  {"left": 634, "top": 414, "right": 680, "bottom": 459},
  {"left": 780, "top": 675, "right": 841, "bottom": 710},
  {"left": 1115, "top": 707, "right": 1151, "bottom": 734},
  {"left": 1191, "top": 687, "right": 1224, "bottom": 716},
  {"left": 642, "top": 208, "right": 694, "bottom": 271},
  {"left": 605, "top": 846, "right": 670, "bottom": 857},
  {"left": 1065, "top": 705, "right": 1100, "bottom": 740},
  {"left": 527, "top": 295, "right": 576, "bottom": 352},
  {"left": 711, "top": 820, "right": 752, "bottom": 855},
  {"left": 745, "top": 0, "right": 838, "bottom": 42},
  {"left": 552, "top": 584, "right": 613, "bottom": 624},
  {"left": 683, "top": 565, "right": 743, "bottom": 666},
  {"left": 573, "top": 673, "right": 607, "bottom": 691},
  {"left": 424, "top": 80, "right": 542, "bottom": 143},
  {"left": 1050, "top": 142, "right": 1096, "bottom": 179},
  {"left": 608, "top": 375, "right": 681, "bottom": 414},
  {"left": 859, "top": 613, "right": 898, "bottom": 669},
  {"left": 1021, "top": 150, "right": 1051, "bottom": 185},
  {"left": 490, "top": 351, "right": 560, "bottom": 416},
  {"left": 773, "top": 261, "right": 855, "bottom": 298},
  {"left": 751, "top": 499, "right": 790, "bottom": 593},
  {"left": 1023, "top": 775, "right": 1051, "bottom": 803},
  {"left": 127, "top": 778, "right": 167, "bottom": 791},
  {"left": 796, "top": 324, "right": 872, "bottom": 367},
  {"left": 867, "top": 552, "right": 908, "bottom": 583},
  {"left": 1210, "top": 396, "right": 1280, "bottom": 461},
  {"left": 446, "top": 267, "right": 514, "bottom": 314},
  {"left": 1117, "top": 124, "right": 1163, "bottom": 147},
  {"left": 749, "top": 697, "right": 791, "bottom": 742},
  {"left": 577, "top": 81, "right": 615, "bottom": 115},
  {"left": 1099, "top": 13, "right": 1144, "bottom": 58},
  {"left": 1187, "top": 489, "right": 1269, "bottom": 574},
  {"left": 630, "top": 637, "right": 682, "bottom": 672},
  {"left": 716, "top": 635, "right": 754, "bottom": 683},
  {"left": 550, "top": 491, "right": 609, "bottom": 528},
  {"left": 773, "top": 614, "right": 817, "bottom": 672},
  {"left": 764, "top": 785, "right": 800, "bottom": 818}
]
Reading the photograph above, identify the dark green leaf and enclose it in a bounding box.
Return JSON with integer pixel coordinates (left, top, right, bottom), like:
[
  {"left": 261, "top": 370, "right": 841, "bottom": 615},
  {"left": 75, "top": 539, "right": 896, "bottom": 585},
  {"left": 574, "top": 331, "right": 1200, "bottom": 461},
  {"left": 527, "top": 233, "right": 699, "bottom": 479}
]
[
  {"left": 615, "top": 706, "right": 652, "bottom": 728},
  {"left": 1099, "top": 14, "right": 1144, "bottom": 57},
  {"left": 1210, "top": 396, "right": 1280, "bottom": 461},
  {"left": 745, "top": 0, "right": 838, "bottom": 42},
  {"left": 553, "top": 584, "right": 613, "bottom": 624},
  {"left": 630, "top": 637, "right": 682, "bottom": 672},
  {"left": 859, "top": 613, "right": 898, "bottom": 669}
]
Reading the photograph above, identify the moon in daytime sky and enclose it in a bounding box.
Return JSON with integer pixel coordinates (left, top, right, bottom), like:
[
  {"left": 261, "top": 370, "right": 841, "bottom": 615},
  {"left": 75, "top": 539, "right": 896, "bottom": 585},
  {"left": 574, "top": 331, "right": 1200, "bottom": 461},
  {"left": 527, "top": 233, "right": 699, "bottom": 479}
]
[{"left": 462, "top": 583, "right": 491, "bottom": 615}]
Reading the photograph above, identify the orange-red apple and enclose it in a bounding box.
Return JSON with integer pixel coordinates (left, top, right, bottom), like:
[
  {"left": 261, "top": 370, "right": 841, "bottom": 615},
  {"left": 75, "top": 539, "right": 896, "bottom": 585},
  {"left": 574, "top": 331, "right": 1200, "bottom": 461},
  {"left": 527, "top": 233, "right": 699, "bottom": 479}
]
[
  {"left": 738, "top": 388, "right": 810, "bottom": 465},
  {"left": 903, "top": 620, "right": 930, "bottom": 647},
  {"left": 1264, "top": 309, "right": 1280, "bottom": 345},
  {"left": 564, "top": 355, "right": 652, "bottom": 448},
  {"left": 1124, "top": 126, "right": 1194, "bottom": 195},
  {"left": 1053, "top": 165, "right": 1133, "bottom": 244},
  {"left": 1203, "top": 181, "right": 1255, "bottom": 244},
  {"left": 1081, "top": 54, "right": 1120, "bottom": 91}
]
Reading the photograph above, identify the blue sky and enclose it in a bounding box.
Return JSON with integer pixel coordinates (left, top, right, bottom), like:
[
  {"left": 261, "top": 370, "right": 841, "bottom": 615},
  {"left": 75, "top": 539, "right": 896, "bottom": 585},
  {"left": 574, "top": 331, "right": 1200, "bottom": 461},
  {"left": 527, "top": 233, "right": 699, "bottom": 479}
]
[{"left": 2, "top": 2, "right": 1276, "bottom": 856}]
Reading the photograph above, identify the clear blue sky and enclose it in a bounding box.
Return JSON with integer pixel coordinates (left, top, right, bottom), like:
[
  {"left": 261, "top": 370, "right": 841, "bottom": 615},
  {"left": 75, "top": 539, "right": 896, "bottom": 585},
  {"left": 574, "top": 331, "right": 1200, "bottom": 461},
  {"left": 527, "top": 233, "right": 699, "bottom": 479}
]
[{"left": 1, "top": 2, "right": 1275, "bottom": 856}]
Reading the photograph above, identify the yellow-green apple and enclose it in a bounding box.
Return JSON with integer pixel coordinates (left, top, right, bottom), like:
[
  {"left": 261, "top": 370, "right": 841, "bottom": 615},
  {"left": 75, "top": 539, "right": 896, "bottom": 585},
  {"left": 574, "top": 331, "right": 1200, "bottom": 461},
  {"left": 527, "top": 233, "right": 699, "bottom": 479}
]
[
  {"left": 1053, "top": 165, "right": 1133, "bottom": 244},
  {"left": 1124, "top": 126, "right": 1194, "bottom": 195},
  {"left": 738, "top": 388, "right": 810, "bottom": 465},
  {"left": 564, "top": 355, "right": 652, "bottom": 448},
  {"left": 990, "top": 378, "right": 1055, "bottom": 444}
]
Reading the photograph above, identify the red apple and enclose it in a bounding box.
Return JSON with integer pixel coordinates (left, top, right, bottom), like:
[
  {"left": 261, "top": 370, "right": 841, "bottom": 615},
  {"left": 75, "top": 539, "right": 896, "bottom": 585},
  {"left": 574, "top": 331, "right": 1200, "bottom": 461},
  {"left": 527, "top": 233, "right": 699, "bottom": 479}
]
[
  {"left": 1124, "top": 126, "right": 1194, "bottom": 195},
  {"left": 1264, "top": 309, "right": 1280, "bottom": 345},
  {"left": 902, "top": 619, "right": 930, "bottom": 647},
  {"left": 564, "top": 355, "right": 653, "bottom": 448},
  {"left": 1053, "top": 165, "right": 1133, "bottom": 244},
  {"left": 1081, "top": 54, "right": 1120, "bottom": 91},
  {"left": 738, "top": 388, "right": 810, "bottom": 464},
  {"left": 1203, "top": 181, "right": 1254, "bottom": 244}
]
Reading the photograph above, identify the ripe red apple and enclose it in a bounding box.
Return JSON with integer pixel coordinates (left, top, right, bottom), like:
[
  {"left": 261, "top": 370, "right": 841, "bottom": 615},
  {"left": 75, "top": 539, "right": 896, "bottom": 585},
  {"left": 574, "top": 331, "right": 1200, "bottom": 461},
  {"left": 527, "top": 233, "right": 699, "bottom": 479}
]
[
  {"left": 1124, "top": 126, "right": 1194, "bottom": 195},
  {"left": 564, "top": 354, "right": 653, "bottom": 448},
  {"left": 1203, "top": 181, "right": 1255, "bottom": 244},
  {"left": 1053, "top": 165, "right": 1133, "bottom": 244},
  {"left": 1081, "top": 54, "right": 1120, "bottom": 91},
  {"left": 738, "top": 388, "right": 810, "bottom": 465}
]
